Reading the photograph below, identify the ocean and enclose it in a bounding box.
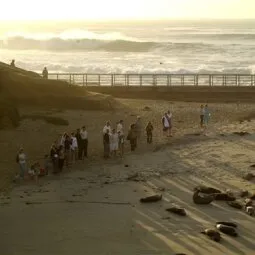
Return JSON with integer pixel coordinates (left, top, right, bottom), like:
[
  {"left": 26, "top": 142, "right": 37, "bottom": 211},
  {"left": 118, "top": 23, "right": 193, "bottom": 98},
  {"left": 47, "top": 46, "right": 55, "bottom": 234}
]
[{"left": 1, "top": 20, "right": 255, "bottom": 74}]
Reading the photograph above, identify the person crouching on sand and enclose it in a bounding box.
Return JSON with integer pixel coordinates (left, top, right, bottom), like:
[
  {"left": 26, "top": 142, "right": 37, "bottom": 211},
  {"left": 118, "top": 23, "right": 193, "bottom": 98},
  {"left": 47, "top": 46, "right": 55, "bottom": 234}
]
[
  {"left": 146, "top": 121, "right": 153, "bottom": 144},
  {"left": 110, "top": 129, "right": 119, "bottom": 157},
  {"left": 103, "top": 129, "right": 110, "bottom": 159},
  {"left": 127, "top": 124, "right": 137, "bottom": 151}
]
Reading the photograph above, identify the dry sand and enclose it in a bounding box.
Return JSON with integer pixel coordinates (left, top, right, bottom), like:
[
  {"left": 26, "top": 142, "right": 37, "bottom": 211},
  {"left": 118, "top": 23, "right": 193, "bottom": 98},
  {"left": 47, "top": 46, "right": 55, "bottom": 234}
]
[{"left": 0, "top": 99, "right": 255, "bottom": 255}]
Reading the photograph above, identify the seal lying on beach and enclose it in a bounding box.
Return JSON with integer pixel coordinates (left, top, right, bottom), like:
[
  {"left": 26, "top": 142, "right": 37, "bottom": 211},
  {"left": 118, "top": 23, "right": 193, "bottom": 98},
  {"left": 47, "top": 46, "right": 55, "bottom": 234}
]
[
  {"left": 201, "top": 229, "right": 221, "bottom": 242},
  {"left": 240, "top": 190, "right": 249, "bottom": 198},
  {"left": 214, "top": 193, "right": 236, "bottom": 201},
  {"left": 216, "top": 221, "right": 237, "bottom": 228},
  {"left": 227, "top": 201, "right": 243, "bottom": 209},
  {"left": 194, "top": 185, "right": 221, "bottom": 194},
  {"left": 140, "top": 194, "right": 162, "bottom": 203},
  {"left": 216, "top": 224, "right": 238, "bottom": 237},
  {"left": 166, "top": 207, "right": 187, "bottom": 216},
  {"left": 245, "top": 206, "right": 255, "bottom": 216},
  {"left": 193, "top": 190, "right": 214, "bottom": 205},
  {"left": 244, "top": 198, "right": 253, "bottom": 207}
]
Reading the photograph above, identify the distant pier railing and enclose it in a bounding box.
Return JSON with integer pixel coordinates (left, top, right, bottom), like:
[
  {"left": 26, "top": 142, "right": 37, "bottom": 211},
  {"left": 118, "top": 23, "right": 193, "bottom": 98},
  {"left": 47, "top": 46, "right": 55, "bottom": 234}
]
[{"left": 47, "top": 73, "right": 255, "bottom": 87}]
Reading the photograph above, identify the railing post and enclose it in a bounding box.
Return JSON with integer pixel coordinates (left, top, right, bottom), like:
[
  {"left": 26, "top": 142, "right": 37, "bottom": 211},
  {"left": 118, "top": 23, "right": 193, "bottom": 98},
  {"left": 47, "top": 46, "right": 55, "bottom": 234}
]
[
  {"left": 82, "top": 74, "right": 84, "bottom": 86},
  {"left": 98, "top": 75, "right": 101, "bottom": 86},
  {"left": 251, "top": 75, "right": 253, "bottom": 86},
  {"left": 209, "top": 75, "right": 211, "bottom": 86},
  {"left": 127, "top": 75, "right": 129, "bottom": 86},
  {"left": 167, "top": 75, "right": 170, "bottom": 86},
  {"left": 238, "top": 75, "right": 240, "bottom": 86},
  {"left": 211, "top": 75, "right": 214, "bottom": 86},
  {"left": 85, "top": 74, "right": 88, "bottom": 86},
  {"left": 69, "top": 74, "right": 72, "bottom": 84},
  {"left": 111, "top": 75, "right": 113, "bottom": 86},
  {"left": 140, "top": 75, "right": 142, "bottom": 86},
  {"left": 195, "top": 75, "right": 198, "bottom": 86},
  {"left": 56, "top": 74, "right": 59, "bottom": 80},
  {"left": 113, "top": 74, "right": 115, "bottom": 86}
]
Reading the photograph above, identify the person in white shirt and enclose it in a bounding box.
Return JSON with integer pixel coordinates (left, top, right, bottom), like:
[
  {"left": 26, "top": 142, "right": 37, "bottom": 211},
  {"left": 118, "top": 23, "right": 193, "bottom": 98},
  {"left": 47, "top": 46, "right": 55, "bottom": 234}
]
[
  {"left": 16, "top": 147, "right": 27, "bottom": 179},
  {"left": 167, "top": 110, "right": 173, "bottom": 136},
  {"left": 70, "top": 132, "right": 78, "bottom": 163},
  {"left": 110, "top": 129, "right": 119, "bottom": 156},
  {"left": 80, "top": 126, "right": 88, "bottom": 160},
  {"left": 103, "top": 121, "right": 112, "bottom": 135},
  {"left": 117, "top": 120, "right": 124, "bottom": 156},
  {"left": 162, "top": 113, "right": 170, "bottom": 137},
  {"left": 116, "top": 120, "right": 124, "bottom": 136}
]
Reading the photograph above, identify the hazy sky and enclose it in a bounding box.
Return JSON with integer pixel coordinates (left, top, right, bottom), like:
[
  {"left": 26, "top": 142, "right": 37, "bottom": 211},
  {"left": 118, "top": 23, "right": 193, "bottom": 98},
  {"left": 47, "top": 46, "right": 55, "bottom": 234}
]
[{"left": 0, "top": 0, "right": 254, "bottom": 20}]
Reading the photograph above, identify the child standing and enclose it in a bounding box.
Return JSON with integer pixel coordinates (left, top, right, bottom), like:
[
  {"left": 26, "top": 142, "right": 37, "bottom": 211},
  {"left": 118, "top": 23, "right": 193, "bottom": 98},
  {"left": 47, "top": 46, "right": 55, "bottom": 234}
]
[{"left": 146, "top": 121, "right": 154, "bottom": 144}]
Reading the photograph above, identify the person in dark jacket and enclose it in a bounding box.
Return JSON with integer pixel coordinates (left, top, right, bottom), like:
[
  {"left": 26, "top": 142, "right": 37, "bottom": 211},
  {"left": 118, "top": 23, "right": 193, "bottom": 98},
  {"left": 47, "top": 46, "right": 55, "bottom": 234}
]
[
  {"left": 146, "top": 121, "right": 153, "bottom": 144},
  {"left": 76, "top": 128, "right": 82, "bottom": 160},
  {"left": 127, "top": 124, "right": 137, "bottom": 151}
]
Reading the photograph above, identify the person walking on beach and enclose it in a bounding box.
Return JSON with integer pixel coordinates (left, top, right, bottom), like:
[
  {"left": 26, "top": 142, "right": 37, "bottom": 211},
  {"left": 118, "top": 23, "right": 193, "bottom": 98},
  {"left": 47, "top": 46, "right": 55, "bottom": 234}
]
[
  {"left": 16, "top": 147, "right": 27, "bottom": 179},
  {"left": 200, "top": 104, "right": 205, "bottom": 128},
  {"left": 127, "top": 124, "right": 137, "bottom": 151},
  {"left": 103, "top": 129, "right": 110, "bottom": 159},
  {"left": 110, "top": 129, "right": 119, "bottom": 157},
  {"left": 42, "top": 67, "right": 48, "bottom": 79},
  {"left": 146, "top": 121, "right": 153, "bottom": 144},
  {"left": 80, "top": 126, "right": 88, "bottom": 160},
  {"left": 162, "top": 113, "right": 170, "bottom": 137},
  {"left": 64, "top": 134, "right": 72, "bottom": 167}
]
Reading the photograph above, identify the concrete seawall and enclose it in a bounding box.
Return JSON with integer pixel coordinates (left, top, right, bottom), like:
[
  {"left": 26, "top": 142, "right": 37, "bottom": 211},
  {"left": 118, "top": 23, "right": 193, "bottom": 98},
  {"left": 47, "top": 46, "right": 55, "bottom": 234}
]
[{"left": 85, "top": 86, "right": 255, "bottom": 103}]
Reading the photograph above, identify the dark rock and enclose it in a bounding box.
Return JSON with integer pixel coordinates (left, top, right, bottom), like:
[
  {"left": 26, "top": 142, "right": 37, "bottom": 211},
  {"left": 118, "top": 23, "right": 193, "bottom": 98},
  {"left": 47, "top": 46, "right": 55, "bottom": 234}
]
[
  {"left": 250, "top": 164, "right": 255, "bottom": 168},
  {"left": 125, "top": 164, "right": 129, "bottom": 167},
  {"left": 233, "top": 131, "right": 250, "bottom": 136},
  {"left": 142, "top": 106, "right": 151, "bottom": 111},
  {"left": 249, "top": 193, "right": 255, "bottom": 200},
  {"left": 140, "top": 194, "right": 162, "bottom": 203},
  {"left": 244, "top": 198, "right": 253, "bottom": 207}
]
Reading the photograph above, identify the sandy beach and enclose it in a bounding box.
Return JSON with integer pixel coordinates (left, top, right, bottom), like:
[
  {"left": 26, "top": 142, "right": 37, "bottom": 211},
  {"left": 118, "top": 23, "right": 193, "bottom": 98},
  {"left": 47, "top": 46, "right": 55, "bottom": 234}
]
[{"left": 0, "top": 98, "right": 255, "bottom": 255}]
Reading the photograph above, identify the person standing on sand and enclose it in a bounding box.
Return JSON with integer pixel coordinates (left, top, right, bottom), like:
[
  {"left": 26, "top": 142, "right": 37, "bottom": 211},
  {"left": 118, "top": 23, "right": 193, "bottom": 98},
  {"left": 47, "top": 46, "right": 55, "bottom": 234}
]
[
  {"left": 70, "top": 132, "right": 78, "bottom": 163},
  {"left": 80, "top": 126, "right": 88, "bottom": 160},
  {"left": 64, "top": 134, "right": 72, "bottom": 167},
  {"left": 58, "top": 145, "right": 65, "bottom": 172},
  {"left": 167, "top": 110, "right": 173, "bottom": 136},
  {"left": 200, "top": 104, "right": 205, "bottom": 128},
  {"left": 16, "top": 147, "right": 27, "bottom": 179},
  {"left": 127, "top": 124, "right": 137, "bottom": 151},
  {"left": 103, "top": 121, "right": 112, "bottom": 135},
  {"left": 42, "top": 67, "right": 48, "bottom": 79},
  {"left": 203, "top": 104, "right": 211, "bottom": 135},
  {"left": 162, "top": 113, "right": 170, "bottom": 137},
  {"left": 76, "top": 129, "right": 82, "bottom": 160},
  {"left": 103, "top": 129, "right": 110, "bottom": 159},
  {"left": 10, "top": 59, "right": 15, "bottom": 67},
  {"left": 117, "top": 120, "right": 124, "bottom": 157},
  {"left": 110, "top": 129, "right": 119, "bottom": 157},
  {"left": 50, "top": 144, "right": 58, "bottom": 174},
  {"left": 146, "top": 121, "right": 153, "bottom": 144}
]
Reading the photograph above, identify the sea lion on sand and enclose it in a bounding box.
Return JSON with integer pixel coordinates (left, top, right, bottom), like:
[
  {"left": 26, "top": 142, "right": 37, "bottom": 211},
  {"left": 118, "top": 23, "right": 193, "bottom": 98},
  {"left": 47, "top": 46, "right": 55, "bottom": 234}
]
[
  {"left": 140, "top": 194, "right": 162, "bottom": 203},
  {"left": 194, "top": 185, "right": 221, "bottom": 194},
  {"left": 227, "top": 201, "right": 243, "bottom": 209},
  {"left": 216, "top": 222, "right": 237, "bottom": 228},
  {"left": 193, "top": 190, "right": 214, "bottom": 205},
  {"left": 246, "top": 206, "right": 255, "bottom": 216},
  {"left": 216, "top": 224, "right": 238, "bottom": 237},
  {"left": 244, "top": 198, "right": 253, "bottom": 207},
  {"left": 201, "top": 229, "right": 221, "bottom": 242},
  {"left": 249, "top": 193, "right": 255, "bottom": 200},
  {"left": 166, "top": 207, "right": 187, "bottom": 216},
  {"left": 240, "top": 190, "right": 249, "bottom": 198},
  {"left": 214, "top": 193, "right": 236, "bottom": 201},
  {"left": 243, "top": 173, "right": 255, "bottom": 181}
]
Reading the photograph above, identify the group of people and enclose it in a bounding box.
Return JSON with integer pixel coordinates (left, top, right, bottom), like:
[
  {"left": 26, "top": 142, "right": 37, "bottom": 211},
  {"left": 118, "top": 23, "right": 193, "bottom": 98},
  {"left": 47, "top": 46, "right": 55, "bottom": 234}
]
[{"left": 15, "top": 105, "right": 210, "bottom": 181}]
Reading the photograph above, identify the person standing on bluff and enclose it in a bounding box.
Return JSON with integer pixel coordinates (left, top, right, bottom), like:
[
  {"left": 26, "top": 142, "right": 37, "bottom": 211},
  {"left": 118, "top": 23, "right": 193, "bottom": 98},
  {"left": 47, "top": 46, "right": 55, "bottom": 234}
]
[
  {"left": 10, "top": 59, "right": 15, "bottom": 67},
  {"left": 146, "top": 121, "right": 153, "bottom": 144},
  {"left": 200, "top": 104, "right": 205, "bottom": 128},
  {"left": 42, "top": 67, "right": 48, "bottom": 79},
  {"left": 127, "top": 124, "right": 137, "bottom": 151}
]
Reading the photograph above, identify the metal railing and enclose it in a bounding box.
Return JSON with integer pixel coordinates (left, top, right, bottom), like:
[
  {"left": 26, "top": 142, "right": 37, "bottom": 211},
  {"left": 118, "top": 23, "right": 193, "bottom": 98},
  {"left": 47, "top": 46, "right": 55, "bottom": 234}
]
[{"left": 47, "top": 73, "right": 255, "bottom": 86}]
